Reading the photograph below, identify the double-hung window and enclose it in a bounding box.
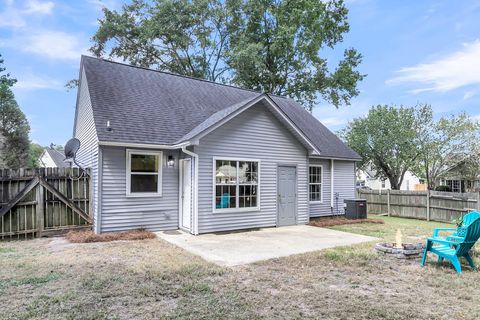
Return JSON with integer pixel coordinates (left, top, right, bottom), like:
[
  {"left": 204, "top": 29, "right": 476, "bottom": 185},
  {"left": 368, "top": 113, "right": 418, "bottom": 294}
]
[
  {"left": 309, "top": 165, "right": 323, "bottom": 202},
  {"left": 215, "top": 159, "right": 259, "bottom": 211},
  {"left": 126, "top": 149, "right": 162, "bottom": 196}
]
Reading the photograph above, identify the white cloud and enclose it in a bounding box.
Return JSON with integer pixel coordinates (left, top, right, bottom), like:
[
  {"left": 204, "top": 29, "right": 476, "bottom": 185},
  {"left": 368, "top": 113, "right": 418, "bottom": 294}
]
[
  {"left": 313, "top": 99, "right": 373, "bottom": 131},
  {"left": 386, "top": 40, "right": 480, "bottom": 93},
  {"left": 14, "top": 73, "right": 63, "bottom": 91},
  {"left": 86, "top": 0, "right": 119, "bottom": 11},
  {"left": 24, "top": 0, "right": 54, "bottom": 14},
  {"left": 6, "top": 30, "right": 87, "bottom": 60},
  {"left": 0, "top": 0, "right": 54, "bottom": 29},
  {"left": 463, "top": 90, "right": 478, "bottom": 100}
]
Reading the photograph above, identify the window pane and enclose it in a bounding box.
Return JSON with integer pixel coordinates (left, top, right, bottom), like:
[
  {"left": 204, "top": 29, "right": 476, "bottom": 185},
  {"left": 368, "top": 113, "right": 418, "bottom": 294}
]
[
  {"left": 216, "top": 160, "right": 237, "bottom": 184},
  {"left": 309, "top": 166, "right": 322, "bottom": 184},
  {"left": 309, "top": 184, "right": 321, "bottom": 201},
  {"left": 239, "top": 161, "right": 258, "bottom": 183},
  {"left": 131, "top": 154, "right": 158, "bottom": 173},
  {"left": 131, "top": 174, "right": 158, "bottom": 193},
  {"left": 239, "top": 185, "right": 257, "bottom": 208},
  {"left": 215, "top": 185, "right": 236, "bottom": 209}
]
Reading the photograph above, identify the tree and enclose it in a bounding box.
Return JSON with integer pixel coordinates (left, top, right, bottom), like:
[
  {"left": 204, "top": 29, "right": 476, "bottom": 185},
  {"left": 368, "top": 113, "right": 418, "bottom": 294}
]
[
  {"left": 28, "top": 143, "right": 44, "bottom": 168},
  {"left": 414, "top": 107, "right": 480, "bottom": 189},
  {"left": 91, "top": 0, "right": 235, "bottom": 82},
  {"left": 0, "top": 54, "right": 17, "bottom": 88},
  {"left": 0, "top": 55, "right": 31, "bottom": 169},
  {"left": 90, "top": 0, "right": 363, "bottom": 110},
  {"left": 341, "top": 105, "right": 422, "bottom": 190},
  {"left": 227, "top": 0, "right": 364, "bottom": 110}
]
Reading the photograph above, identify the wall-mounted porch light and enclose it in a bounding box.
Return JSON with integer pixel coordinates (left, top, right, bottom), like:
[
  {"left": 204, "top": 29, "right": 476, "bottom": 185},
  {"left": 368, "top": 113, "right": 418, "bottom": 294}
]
[{"left": 167, "top": 155, "right": 175, "bottom": 167}]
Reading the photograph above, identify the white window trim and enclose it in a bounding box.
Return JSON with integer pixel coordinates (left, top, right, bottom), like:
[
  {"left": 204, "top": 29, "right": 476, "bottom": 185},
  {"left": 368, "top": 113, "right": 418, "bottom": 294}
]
[
  {"left": 126, "top": 149, "right": 163, "bottom": 197},
  {"left": 212, "top": 157, "right": 261, "bottom": 213},
  {"left": 309, "top": 164, "right": 323, "bottom": 203}
]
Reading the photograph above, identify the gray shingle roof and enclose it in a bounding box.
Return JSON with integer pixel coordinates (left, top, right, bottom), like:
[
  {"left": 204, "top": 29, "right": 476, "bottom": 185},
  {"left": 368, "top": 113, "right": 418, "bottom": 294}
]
[
  {"left": 45, "top": 149, "right": 70, "bottom": 168},
  {"left": 81, "top": 55, "right": 360, "bottom": 160}
]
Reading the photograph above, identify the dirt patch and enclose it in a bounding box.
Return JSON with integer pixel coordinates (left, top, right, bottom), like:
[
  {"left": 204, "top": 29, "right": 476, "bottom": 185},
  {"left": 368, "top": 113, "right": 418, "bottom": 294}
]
[
  {"left": 65, "top": 229, "right": 156, "bottom": 243},
  {"left": 309, "top": 217, "right": 384, "bottom": 228}
]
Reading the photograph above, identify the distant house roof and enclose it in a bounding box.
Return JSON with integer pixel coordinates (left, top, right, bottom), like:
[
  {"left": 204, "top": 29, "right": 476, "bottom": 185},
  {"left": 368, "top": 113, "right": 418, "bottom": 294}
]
[
  {"left": 78, "top": 55, "right": 361, "bottom": 160},
  {"left": 41, "top": 149, "right": 70, "bottom": 168}
]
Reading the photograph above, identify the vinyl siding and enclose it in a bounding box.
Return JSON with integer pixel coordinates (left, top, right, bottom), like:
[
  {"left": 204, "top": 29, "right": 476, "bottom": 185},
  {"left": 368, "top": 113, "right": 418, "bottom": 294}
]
[
  {"left": 73, "top": 68, "right": 99, "bottom": 229},
  {"left": 99, "top": 146, "right": 180, "bottom": 232},
  {"left": 308, "top": 158, "right": 333, "bottom": 217},
  {"left": 334, "top": 160, "right": 356, "bottom": 207},
  {"left": 308, "top": 159, "right": 356, "bottom": 217},
  {"left": 195, "top": 103, "right": 309, "bottom": 234}
]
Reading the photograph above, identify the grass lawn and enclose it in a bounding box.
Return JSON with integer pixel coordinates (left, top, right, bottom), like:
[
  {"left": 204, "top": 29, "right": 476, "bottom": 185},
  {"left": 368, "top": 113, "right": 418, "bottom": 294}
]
[{"left": 0, "top": 215, "right": 478, "bottom": 320}]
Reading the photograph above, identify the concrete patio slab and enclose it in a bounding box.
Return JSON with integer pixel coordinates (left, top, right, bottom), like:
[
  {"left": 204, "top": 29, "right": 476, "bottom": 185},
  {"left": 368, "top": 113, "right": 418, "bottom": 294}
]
[{"left": 156, "top": 225, "right": 378, "bottom": 267}]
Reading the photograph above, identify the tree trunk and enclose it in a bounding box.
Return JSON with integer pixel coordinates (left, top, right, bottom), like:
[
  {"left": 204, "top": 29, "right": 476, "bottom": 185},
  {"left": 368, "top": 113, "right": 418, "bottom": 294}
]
[{"left": 389, "top": 176, "right": 400, "bottom": 190}]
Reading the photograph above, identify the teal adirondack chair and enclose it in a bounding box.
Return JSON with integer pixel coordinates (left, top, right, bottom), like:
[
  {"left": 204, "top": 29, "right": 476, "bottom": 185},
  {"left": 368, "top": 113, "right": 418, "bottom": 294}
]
[
  {"left": 446, "top": 211, "right": 480, "bottom": 241},
  {"left": 421, "top": 212, "right": 480, "bottom": 274},
  {"left": 216, "top": 193, "right": 230, "bottom": 209}
]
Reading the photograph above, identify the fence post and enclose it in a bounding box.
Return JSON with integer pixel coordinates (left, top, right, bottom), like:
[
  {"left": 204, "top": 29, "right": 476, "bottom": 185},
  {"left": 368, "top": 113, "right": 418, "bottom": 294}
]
[
  {"left": 477, "top": 192, "right": 480, "bottom": 212},
  {"left": 426, "top": 189, "right": 430, "bottom": 221},
  {"left": 36, "top": 185, "right": 44, "bottom": 238},
  {"left": 387, "top": 189, "right": 391, "bottom": 216}
]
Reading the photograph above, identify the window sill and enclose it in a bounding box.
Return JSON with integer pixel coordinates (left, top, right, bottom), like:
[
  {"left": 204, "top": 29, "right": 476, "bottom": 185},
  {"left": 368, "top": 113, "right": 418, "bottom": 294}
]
[
  {"left": 309, "top": 201, "right": 323, "bottom": 204},
  {"left": 126, "top": 193, "right": 163, "bottom": 198},
  {"left": 213, "top": 207, "right": 260, "bottom": 214}
]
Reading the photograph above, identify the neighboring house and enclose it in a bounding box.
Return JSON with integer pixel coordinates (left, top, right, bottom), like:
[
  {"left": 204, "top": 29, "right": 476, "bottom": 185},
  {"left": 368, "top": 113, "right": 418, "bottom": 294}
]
[
  {"left": 39, "top": 148, "right": 71, "bottom": 168},
  {"left": 73, "top": 56, "right": 360, "bottom": 234},
  {"left": 439, "top": 170, "right": 480, "bottom": 193},
  {"left": 357, "top": 167, "right": 426, "bottom": 191}
]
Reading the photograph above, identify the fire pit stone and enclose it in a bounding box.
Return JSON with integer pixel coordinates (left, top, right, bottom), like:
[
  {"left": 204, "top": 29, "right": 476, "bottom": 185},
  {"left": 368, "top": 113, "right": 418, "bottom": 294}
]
[{"left": 374, "top": 242, "right": 425, "bottom": 259}]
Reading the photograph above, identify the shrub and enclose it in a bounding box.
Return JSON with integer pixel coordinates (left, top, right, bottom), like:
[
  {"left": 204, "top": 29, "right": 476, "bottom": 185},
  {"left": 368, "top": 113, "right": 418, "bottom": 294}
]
[{"left": 435, "top": 185, "right": 452, "bottom": 192}]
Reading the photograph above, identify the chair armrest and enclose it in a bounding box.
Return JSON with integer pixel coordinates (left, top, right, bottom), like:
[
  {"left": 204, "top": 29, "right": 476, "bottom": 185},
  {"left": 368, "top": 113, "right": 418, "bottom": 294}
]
[
  {"left": 433, "top": 228, "right": 457, "bottom": 237},
  {"left": 445, "top": 235, "right": 464, "bottom": 243},
  {"left": 427, "top": 237, "right": 459, "bottom": 246}
]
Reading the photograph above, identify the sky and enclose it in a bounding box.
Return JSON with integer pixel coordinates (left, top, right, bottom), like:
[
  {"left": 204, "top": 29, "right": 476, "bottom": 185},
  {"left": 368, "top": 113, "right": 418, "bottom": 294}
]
[{"left": 0, "top": 0, "right": 479, "bottom": 146}]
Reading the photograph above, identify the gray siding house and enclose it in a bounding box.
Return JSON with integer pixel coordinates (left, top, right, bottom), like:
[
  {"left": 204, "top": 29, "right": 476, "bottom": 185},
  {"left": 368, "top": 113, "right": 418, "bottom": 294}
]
[{"left": 73, "top": 56, "right": 360, "bottom": 234}]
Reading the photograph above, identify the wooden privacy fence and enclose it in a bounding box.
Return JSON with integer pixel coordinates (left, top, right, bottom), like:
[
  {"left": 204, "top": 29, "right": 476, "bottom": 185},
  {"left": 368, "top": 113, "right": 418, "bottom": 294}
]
[
  {"left": 0, "top": 168, "right": 92, "bottom": 240},
  {"left": 357, "top": 189, "right": 480, "bottom": 223}
]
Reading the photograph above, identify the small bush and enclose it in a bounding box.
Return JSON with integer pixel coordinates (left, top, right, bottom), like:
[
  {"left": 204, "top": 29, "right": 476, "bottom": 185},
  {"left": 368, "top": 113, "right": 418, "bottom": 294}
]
[
  {"left": 66, "top": 229, "right": 156, "bottom": 243},
  {"left": 435, "top": 185, "right": 452, "bottom": 192}
]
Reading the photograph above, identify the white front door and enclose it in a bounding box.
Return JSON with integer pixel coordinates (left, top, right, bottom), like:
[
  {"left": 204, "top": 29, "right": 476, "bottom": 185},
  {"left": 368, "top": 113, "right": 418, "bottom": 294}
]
[{"left": 180, "top": 159, "right": 192, "bottom": 230}]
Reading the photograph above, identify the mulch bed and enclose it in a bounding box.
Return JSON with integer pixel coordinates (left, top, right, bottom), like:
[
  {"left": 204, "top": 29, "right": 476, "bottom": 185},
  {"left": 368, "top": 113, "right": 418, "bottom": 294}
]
[
  {"left": 65, "top": 229, "right": 156, "bottom": 243},
  {"left": 309, "top": 217, "right": 384, "bottom": 228}
]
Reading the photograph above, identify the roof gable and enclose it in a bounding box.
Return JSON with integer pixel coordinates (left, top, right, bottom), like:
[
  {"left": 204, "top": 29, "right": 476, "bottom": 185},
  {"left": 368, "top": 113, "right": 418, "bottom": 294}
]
[
  {"left": 41, "top": 149, "right": 70, "bottom": 168},
  {"left": 176, "top": 94, "right": 321, "bottom": 154},
  {"left": 80, "top": 55, "right": 360, "bottom": 160}
]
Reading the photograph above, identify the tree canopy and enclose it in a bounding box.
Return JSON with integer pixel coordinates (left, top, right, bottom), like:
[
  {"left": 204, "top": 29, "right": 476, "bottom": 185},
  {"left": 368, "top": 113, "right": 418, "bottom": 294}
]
[
  {"left": 414, "top": 106, "right": 480, "bottom": 189},
  {"left": 341, "top": 105, "right": 423, "bottom": 190},
  {"left": 227, "top": 0, "right": 364, "bottom": 110},
  {"left": 90, "top": 0, "right": 364, "bottom": 110},
  {"left": 343, "top": 104, "right": 480, "bottom": 190},
  {"left": 0, "top": 54, "right": 31, "bottom": 169}
]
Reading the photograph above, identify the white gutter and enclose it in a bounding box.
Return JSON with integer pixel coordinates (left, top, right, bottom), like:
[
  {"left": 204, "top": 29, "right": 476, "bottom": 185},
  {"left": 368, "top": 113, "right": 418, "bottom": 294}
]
[
  {"left": 310, "top": 155, "right": 361, "bottom": 162},
  {"left": 181, "top": 146, "right": 199, "bottom": 235},
  {"left": 331, "top": 159, "right": 335, "bottom": 208},
  {"left": 99, "top": 141, "right": 190, "bottom": 149}
]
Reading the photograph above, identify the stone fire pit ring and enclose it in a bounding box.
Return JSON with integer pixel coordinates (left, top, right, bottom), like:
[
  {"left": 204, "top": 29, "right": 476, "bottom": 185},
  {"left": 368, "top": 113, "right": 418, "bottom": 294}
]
[{"left": 375, "top": 242, "right": 425, "bottom": 259}]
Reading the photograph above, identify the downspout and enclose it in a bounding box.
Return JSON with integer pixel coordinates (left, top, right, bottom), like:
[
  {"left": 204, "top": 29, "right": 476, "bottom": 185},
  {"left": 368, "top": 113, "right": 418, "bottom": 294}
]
[
  {"left": 331, "top": 159, "right": 335, "bottom": 210},
  {"left": 95, "top": 146, "right": 103, "bottom": 234},
  {"left": 181, "top": 146, "right": 199, "bottom": 235}
]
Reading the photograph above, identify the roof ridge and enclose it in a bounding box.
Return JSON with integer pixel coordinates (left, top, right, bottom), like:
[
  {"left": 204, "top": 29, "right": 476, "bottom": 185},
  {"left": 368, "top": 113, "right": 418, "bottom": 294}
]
[{"left": 81, "top": 55, "right": 291, "bottom": 100}]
